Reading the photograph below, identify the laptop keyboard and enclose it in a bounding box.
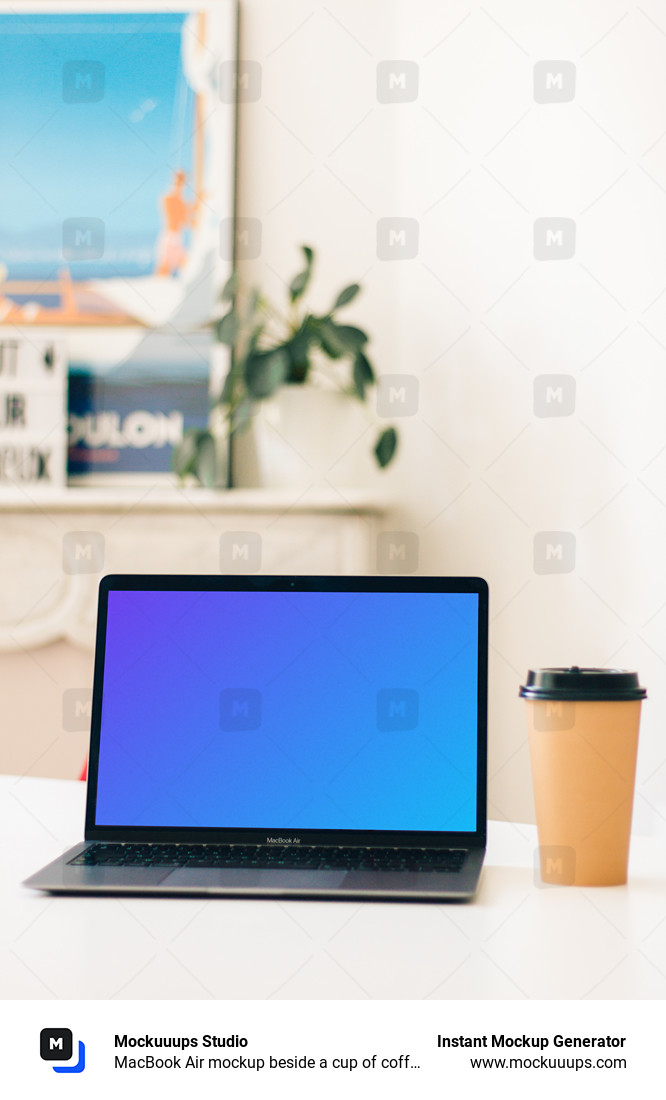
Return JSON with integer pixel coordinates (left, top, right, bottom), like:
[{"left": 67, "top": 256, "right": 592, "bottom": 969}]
[{"left": 69, "top": 843, "right": 466, "bottom": 873}]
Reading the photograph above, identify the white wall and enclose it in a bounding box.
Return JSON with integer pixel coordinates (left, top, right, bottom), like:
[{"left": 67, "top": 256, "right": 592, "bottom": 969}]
[{"left": 237, "top": 0, "right": 666, "bottom": 832}]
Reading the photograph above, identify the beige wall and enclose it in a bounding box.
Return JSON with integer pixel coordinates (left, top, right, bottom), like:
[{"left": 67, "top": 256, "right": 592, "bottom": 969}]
[{"left": 1, "top": 640, "right": 92, "bottom": 779}]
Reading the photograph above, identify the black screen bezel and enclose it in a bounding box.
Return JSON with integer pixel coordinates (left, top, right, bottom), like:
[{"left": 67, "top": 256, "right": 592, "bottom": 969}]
[{"left": 85, "top": 574, "right": 488, "bottom": 847}]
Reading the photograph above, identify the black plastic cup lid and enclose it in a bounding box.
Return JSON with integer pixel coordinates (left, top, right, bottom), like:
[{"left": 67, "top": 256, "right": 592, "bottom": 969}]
[{"left": 519, "top": 667, "right": 647, "bottom": 701}]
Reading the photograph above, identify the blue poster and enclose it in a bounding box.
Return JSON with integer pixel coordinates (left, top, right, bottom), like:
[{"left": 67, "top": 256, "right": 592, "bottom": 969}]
[{"left": 68, "top": 330, "right": 211, "bottom": 476}]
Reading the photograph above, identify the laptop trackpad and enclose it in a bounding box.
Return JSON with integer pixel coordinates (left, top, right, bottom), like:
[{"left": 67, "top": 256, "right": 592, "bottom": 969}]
[
  {"left": 164, "top": 868, "right": 348, "bottom": 892},
  {"left": 74, "top": 866, "right": 176, "bottom": 887}
]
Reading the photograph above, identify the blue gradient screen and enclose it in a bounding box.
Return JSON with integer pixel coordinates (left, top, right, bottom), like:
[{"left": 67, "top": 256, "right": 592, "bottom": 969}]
[{"left": 94, "top": 589, "right": 479, "bottom": 832}]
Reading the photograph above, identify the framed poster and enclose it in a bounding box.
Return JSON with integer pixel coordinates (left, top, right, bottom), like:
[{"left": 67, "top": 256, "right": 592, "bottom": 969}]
[{"left": 0, "top": 1, "right": 236, "bottom": 480}]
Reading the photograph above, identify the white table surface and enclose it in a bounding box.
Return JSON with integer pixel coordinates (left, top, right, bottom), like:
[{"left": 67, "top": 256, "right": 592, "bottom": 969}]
[{"left": 2, "top": 775, "right": 665, "bottom": 1000}]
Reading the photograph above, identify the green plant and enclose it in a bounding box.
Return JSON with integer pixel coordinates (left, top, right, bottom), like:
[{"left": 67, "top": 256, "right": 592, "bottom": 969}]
[{"left": 173, "top": 245, "right": 398, "bottom": 486}]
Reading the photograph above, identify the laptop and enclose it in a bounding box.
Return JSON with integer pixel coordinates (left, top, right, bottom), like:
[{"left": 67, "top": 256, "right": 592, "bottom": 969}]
[{"left": 25, "top": 574, "right": 488, "bottom": 901}]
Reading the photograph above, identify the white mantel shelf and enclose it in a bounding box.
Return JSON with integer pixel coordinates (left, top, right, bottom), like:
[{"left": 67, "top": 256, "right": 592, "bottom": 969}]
[
  {"left": 0, "top": 485, "right": 389, "bottom": 652},
  {"left": 0, "top": 485, "right": 389, "bottom": 514}
]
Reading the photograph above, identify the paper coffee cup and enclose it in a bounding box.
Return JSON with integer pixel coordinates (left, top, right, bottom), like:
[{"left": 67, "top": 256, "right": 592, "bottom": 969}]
[{"left": 520, "top": 667, "right": 646, "bottom": 886}]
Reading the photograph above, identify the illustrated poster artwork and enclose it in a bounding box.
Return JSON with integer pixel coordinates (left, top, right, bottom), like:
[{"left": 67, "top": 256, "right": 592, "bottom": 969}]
[{"left": 0, "top": 3, "right": 235, "bottom": 478}]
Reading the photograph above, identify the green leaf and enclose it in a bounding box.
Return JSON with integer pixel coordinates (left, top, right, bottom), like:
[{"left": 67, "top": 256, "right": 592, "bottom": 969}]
[
  {"left": 220, "top": 272, "right": 238, "bottom": 302},
  {"left": 247, "top": 319, "right": 266, "bottom": 355},
  {"left": 172, "top": 429, "right": 206, "bottom": 479},
  {"left": 357, "top": 350, "right": 375, "bottom": 383},
  {"left": 285, "top": 317, "right": 316, "bottom": 382},
  {"left": 332, "top": 283, "right": 360, "bottom": 310},
  {"left": 289, "top": 245, "right": 315, "bottom": 303},
  {"left": 289, "top": 271, "right": 309, "bottom": 303},
  {"left": 244, "top": 347, "right": 289, "bottom": 399},
  {"left": 374, "top": 426, "right": 398, "bottom": 469},
  {"left": 219, "top": 369, "right": 236, "bottom": 406},
  {"left": 352, "top": 351, "right": 375, "bottom": 400},
  {"left": 215, "top": 310, "right": 240, "bottom": 346},
  {"left": 247, "top": 286, "right": 262, "bottom": 316},
  {"left": 335, "top": 324, "right": 368, "bottom": 350},
  {"left": 231, "top": 396, "right": 253, "bottom": 435},
  {"left": 194, "top": 431, "right": 217, "bottom": 488},
  {"left": 318, "top": 319, "right": 368, "bottom": 358},
  {"left": 317, "top": 318, "right": 345, "bottom": 359}
]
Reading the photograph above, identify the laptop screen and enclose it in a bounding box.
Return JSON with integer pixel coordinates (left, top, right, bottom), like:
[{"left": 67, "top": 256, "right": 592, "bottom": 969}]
[{"left": 91, "top": 582, "right": 485, "bottom": 836}]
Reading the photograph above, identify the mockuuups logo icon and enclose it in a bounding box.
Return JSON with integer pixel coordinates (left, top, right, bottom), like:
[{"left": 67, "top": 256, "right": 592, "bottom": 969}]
[
  {"left": 377, "top": 688, "right": 419, "bottom": 731},
  {"left": 62, "top": 531, "right": 105, "bottom": 575},
  {"left": 62, "top": 218, "right": 105, "bottom": 261},
  {"left": 220, "top": 531, "right": 262, "bottom": 574},
  {"left": 376, "top": 531, "right": 419, "bottom": 574},
  {"left": 219, "top": 60, "right": 262, "bottom": 102},
  {"left": 376, "top": 218, "right": 419, "bottom": 260},
  {"left": 376, "top": 375, "right": 419, "bottom": 417},
  {"left": 62, "top": 60, "right": 105, "bottom": 103},
  {"left": 533, "top": 531, "right": 576, "bottom": 574},
  {"left": 533, "top": 218, "right": 576, "bottom": 260},
  {"left": 376, "top": 61, "right": 419, "bottom": 103},
  {"left": 533, "top": 61, "right": 576, "bottom": 103},
  {"left": 535, "top": 845, "right": 576, "bottom": 887},
  {"left": 62, "top": 689, "right": 93, "bottom": 732},
  {"left": 219, "top": 688, "right": 262, "bottom": 731},
  {"left": 220, "top": 217, "right": 262, "bottom": 261},
  {"left": 533, "top": 374, "right": 576, "bottom": 418},
  {"left": 40, "top": 1028, "right": 86, "bottom": 1073}
]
